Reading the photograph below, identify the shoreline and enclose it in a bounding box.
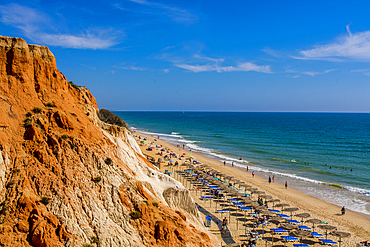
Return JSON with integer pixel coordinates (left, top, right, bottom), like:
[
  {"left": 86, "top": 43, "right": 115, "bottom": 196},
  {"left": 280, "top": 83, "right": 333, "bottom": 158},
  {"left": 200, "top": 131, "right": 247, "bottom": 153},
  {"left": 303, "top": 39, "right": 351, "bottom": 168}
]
[
  {"left": 135, "top": 131, "right": 370, "bottom": 245},
  {"left": 138, "top": 128, "right": 370, "bottom": 218}
]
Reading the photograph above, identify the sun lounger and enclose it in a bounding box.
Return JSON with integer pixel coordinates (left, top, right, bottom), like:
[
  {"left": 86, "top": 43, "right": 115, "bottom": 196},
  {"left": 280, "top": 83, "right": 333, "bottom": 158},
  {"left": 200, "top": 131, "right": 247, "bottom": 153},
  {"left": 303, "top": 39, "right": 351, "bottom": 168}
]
[
  {"left": 271, "top": 228, "right": 288, "bottom": 234},
  {"left": 293, "top": 244, "right": 309, "bottom": 247},
  {"left": 239, "top": 206, "right": 251, "bottom": 211},
  {"left": 298, "top": 225, "right": 311, "bottom": 230},
  {"left": 311, "top": 232, "right": 324, "bottom": 238},
  {"left": 268, "top": 209, "right": 280, "bottom": 213},
  {"left": 319, "top": 239, "right": 338, "bottom": 245},
  {"left": 282, "top": 236, "right": 299, "bottom": 242},
  {"left": 286, "top": 219, "right": 301, "bottom": 224},
  {"left": 277, "top": 214, "right": 290, "bottom": 218}
]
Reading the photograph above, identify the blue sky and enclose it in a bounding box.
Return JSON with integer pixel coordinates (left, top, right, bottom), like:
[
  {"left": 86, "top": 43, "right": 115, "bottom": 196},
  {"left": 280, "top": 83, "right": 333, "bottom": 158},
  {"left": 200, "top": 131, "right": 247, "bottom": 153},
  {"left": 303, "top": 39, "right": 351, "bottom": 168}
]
[{"left": 1, "top": 0, "right": 369, "bottom": 112}]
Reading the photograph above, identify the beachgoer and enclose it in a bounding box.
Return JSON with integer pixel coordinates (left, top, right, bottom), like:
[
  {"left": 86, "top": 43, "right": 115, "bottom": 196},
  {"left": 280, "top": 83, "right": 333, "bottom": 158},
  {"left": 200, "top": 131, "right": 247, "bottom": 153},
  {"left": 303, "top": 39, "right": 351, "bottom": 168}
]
[
  {"left": 252, "top": 171, "right": 255, "bottom": 177},
  {"left": 246, "top": 166, "right": 249, "bottom": 172},
  {"left": 222, "top": 217, "right": 228, "bottom": 234},
  {"left": 224, "top": 161, "right": 226, "bottom": 166},
  {"left": 239, "top": 157, "right": 242, "bottom": 160},
  {"left": 252, "top": 240, "right": 257, "bottom": 247},
  {"left": 285, "top": 181, "right": 288, "bottom": 189},
  {"left": 341, "top": 206, "right": 346, "bottom": 215},
  {"left": 272, "top": 176, "right": 275, "bottom": 182},
  {"left": 232, "top": 162, "right": 234, "bottom": 167},
  {"left": 268, "top": 176, "right": 271, "bottom": 184}
]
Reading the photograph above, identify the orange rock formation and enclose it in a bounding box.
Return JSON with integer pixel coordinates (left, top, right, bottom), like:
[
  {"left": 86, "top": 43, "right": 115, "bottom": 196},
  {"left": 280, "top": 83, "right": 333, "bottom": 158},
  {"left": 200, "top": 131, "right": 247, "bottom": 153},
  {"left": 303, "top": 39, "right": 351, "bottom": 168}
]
[{"left": 0, "top": 36, "right": 218, "bottom": 247}]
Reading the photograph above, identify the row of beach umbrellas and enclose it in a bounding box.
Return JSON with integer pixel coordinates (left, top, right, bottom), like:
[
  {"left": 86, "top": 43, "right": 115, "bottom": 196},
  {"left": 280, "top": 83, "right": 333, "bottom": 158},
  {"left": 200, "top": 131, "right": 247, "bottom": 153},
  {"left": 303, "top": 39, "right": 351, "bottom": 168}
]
[{"left": 177, "top": 164, "right": 351, "bottom": 247}]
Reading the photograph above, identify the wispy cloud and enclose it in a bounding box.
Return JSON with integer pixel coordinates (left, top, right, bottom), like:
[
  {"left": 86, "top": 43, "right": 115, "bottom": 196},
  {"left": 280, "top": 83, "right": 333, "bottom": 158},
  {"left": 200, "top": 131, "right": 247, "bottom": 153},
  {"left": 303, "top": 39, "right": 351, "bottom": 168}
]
[
  {"left": 0, "top": 4, "right": 119, "bottom": 49},
  {"left": 351, "top": 68, "right": 370, "bottom": 76},
  {"left": 262, "top": 47, "right": 285, "bottom": 58},
  {"left": 301, "top": 69, "right": 336, "bottom": 77},
  {"left": 115, "top": 0, "right": 197, "bottom": 24},
  {"left": 120, "top": 66, "right": 149, "bottom": 71},
  {"left": 155, "top": 43, "right": 272, "bottom": 73},
  {"left": 81, "top": 64, "right": 96, "bottom": 70},
  {"left": 294, "top": 25, "right": 370, "bottom": 61},
  {"left": 176, "top": 61, "right": 272, "bottom": 73}
]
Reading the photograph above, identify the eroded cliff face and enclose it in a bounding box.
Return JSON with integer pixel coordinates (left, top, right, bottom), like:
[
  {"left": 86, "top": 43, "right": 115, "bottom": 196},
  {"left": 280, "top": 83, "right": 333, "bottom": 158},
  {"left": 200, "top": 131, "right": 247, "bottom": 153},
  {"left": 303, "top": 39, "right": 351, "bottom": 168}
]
[{"left": 0, "top": 36, "right": 218, "bottom": 247}]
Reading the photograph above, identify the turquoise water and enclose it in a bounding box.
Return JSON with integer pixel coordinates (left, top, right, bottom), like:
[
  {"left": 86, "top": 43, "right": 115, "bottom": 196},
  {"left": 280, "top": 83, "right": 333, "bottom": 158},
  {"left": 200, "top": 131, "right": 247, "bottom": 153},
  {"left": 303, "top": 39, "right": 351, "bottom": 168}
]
[{"left": 114, "top": 112, "right": 370, "bottom": 215}]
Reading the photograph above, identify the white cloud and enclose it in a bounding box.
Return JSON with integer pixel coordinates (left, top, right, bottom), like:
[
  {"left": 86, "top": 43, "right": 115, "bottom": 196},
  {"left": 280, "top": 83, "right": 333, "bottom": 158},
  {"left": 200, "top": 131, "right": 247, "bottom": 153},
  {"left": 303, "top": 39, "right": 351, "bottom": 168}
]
[
  {"left": 351, "top": 69, "right": 370, "bottom": 73},
  {"left": 81, "top": 64, "right": 96, "bottom": 70},
  {"left": 116, "top": 0, "right": 197, "bottom": 24},
  {"left": 295, "top": 25, "right": 370, "bottom": 61},
  {"left": 120, "top": 66, "right": 148, "bottom": 71},
  {"left": 301, "top": 69, "right": 336, "bottom": 77},
  {"left": 163, "top": 68, "right": 170, "bottom": 73},
  {"left": 36, "top": 31, "right": 118, "bottom": 49},
  {"left": 351, "top": 68, "right": 370, "bottom": 76},
  {"left": 0, "top": 4, "right": 119, "bottom": 49},
  {"left": 176, "top": 62, "right": 272, "bottom": 73},
  {"left": 155, "top": 43, "right": 272, "bottom": 74}
]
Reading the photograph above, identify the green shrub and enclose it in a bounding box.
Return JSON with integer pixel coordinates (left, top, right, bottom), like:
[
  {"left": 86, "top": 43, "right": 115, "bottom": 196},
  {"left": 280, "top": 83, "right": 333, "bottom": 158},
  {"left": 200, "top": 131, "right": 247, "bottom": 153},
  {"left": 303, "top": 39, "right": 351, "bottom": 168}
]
[
  {"left": 32, "top": 107, "right": 42, "bottom": 114},
  {"left": 25, "top": 112, "right": 32, "bottom": 118},
  {"left": 46, "top": 102, "right": 55, "bottom": 107},
  {"left": 23, "top": 118, "right": 32, "bottom": 128},
  {"left": 40, "top": 197, "right": 51, "bottom": 205},
  {"left": 98, "top": 109, "right": 128, "bottom": 128},
  {"left": 129, "top": 211, "right": 142, "bottom": 219},
  {"left": 82, "top": 244, "right": 94, "bottom": 247},
  {"left": 61, "top": 134, "right": 68, "bottom": 140},
  {"left": 90, "top": 236, "right": 99, "bottom": 244},
  {"left": 93, "top": 177, "right": 101, "bottom": 183},
  {"left": 152, "top": 202, "right": 159, "bottom": 207},
  {"left": 69, "top": 81, "right": 79, "bottom": 89}
]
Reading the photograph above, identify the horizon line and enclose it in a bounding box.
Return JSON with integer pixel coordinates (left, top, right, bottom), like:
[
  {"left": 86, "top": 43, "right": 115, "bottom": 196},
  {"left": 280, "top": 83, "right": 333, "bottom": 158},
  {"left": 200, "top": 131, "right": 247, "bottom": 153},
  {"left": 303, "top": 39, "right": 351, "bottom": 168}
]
[{"left": 109, "top": 110, "right": 370, "bottom": 113}]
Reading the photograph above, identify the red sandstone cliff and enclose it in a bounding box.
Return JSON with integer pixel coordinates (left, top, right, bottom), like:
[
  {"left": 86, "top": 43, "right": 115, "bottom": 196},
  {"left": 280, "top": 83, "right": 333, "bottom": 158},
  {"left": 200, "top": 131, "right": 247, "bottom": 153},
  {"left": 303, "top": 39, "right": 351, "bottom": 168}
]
[{"left": 0, "top": 36, "right": 218, "bottom": 247}]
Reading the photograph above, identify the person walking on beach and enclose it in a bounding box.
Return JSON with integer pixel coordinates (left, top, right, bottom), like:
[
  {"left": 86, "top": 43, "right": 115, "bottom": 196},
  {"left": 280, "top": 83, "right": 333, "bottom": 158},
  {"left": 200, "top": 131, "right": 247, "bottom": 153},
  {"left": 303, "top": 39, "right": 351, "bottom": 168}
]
[
  {"left": 285, "top": 181, "right": 288, "bottom": 189},
  {"left": 268, "top": 176, "right": 271, "bottom": 184},
  {"left": 252, "top": 171, "right": 255, "bottom": 177},
  {"left": 222, "top": 217, "right": 228, "bottom": 234},
  {"left": 341, "top": 206, "right": 346, "bottom": 215},
  {"left": 272, "top": 176, "right": 275, "bottom": 182}
]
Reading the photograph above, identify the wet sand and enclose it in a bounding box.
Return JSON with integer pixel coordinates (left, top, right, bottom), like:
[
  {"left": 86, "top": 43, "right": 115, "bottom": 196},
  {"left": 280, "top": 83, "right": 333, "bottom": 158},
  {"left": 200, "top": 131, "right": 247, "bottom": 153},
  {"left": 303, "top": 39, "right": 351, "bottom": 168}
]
[{"left": 135, "top": 132, "right": 370, "bottom": 246}]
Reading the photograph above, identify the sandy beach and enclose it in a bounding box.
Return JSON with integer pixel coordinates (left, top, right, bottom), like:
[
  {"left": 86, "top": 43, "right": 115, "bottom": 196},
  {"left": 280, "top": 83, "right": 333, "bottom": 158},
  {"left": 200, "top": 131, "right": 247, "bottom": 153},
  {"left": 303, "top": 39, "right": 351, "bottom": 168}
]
[{"left": 135, "top": 132, "right": 370, "bottom": 246}]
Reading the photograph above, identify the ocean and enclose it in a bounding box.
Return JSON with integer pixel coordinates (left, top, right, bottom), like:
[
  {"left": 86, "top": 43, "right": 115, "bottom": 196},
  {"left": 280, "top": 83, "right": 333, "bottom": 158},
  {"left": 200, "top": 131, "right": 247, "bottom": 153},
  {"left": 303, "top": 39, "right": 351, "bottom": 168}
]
[{"left": 114, "top": 111, "right": 370, "bottom": 216}]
